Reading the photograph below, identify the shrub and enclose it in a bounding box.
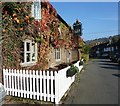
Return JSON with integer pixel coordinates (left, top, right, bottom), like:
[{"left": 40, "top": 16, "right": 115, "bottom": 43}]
[
  {"left": 81, "top": 53, "right": 89, "bottom": 64},
  {"left": 66, "top": 64, "right": 79, "bottom": 77}
]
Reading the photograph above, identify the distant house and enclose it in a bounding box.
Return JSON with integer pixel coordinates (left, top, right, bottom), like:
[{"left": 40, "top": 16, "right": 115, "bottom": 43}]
[
  {"left": 90, "top": 41, "right": 119, "bottom": 58},
  {"left": 2, "top": 1, "right": 83, "bottom": 71}
]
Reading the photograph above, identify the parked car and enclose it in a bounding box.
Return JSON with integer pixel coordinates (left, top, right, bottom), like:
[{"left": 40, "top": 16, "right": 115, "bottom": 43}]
[{"left": 0, "top": 83, "right": 6, "bottom": 105}]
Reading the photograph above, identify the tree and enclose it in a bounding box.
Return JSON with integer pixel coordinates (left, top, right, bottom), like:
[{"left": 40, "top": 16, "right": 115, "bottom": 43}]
[
  {"left": 83, "top": 45, "right": 90, "bottom": 54},
  {"left": 111, "top": 37, "right": 118, "bottom": 43}
]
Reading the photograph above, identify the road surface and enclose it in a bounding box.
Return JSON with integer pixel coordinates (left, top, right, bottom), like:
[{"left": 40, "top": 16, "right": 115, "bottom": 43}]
[{"left": 63, "top": 59, "right": 119, "bottom": 104}]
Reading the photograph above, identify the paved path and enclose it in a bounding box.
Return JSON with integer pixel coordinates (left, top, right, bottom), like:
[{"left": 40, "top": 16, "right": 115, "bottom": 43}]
[{"left": 63, "top": 59, "right": 119, "bottom": 104}]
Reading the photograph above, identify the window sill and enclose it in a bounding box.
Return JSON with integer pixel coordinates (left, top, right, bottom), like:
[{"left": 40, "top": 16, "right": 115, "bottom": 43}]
[
  {"left": 34, "top": 19, "right": 41, "bottom": 21},
  {"left": 55, "top": 59, "right": 61, "bottom": 62},
  {"left": 20, "top": 62, "right": 36, "bottom": 67}
]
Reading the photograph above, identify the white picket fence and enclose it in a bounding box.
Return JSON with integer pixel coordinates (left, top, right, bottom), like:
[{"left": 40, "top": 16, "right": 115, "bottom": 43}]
[{"left": 3, "top": 61, "right": 83, "bottom": 104}]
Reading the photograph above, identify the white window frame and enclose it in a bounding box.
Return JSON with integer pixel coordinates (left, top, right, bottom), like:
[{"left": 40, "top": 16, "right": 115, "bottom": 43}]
[
  {"left": 55, "top": 48, "right": 61, "bottom": 61},
  {"left": 32, "top": 0, "right": 41, "bottom": 20},
  {"left": 20, "top": 39, "right": 37, "bottom": 67}
]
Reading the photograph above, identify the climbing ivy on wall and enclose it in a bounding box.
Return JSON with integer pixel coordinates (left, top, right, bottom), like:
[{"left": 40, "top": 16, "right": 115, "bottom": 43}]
[
  {"left": 2, "top": 2, "right": 40, "bottom": 69},
  {"left": 2, "top": 2, "right": 81, "bottom": 70}
]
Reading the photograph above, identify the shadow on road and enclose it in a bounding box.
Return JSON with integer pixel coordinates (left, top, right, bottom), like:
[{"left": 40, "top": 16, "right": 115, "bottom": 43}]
[
  {"left": 100, "top": 66, "right": 120, "bottom": 71},
  {"left": 112, "top": 74, "right": 120, "bottom": 78},
  {"left": 99, "top": 59, "right": 120, "bottom": 71},
  {"left": 99, "top": 60, "right": 112, "bottom": 63},
  {"left": 99, "top": 59, "right": 120, "bottom": 77},
  {"left": 99, "top": 63, "right": 119, "bottom": 67}
]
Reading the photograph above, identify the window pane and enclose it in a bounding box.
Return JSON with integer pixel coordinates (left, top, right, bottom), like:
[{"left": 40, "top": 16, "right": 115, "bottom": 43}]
[
  {"left": 32, "top": 43, "right": 35, "bottom": 52},
  {"left": 59, "top": 52, "right": 60, "bottom": 59},
  {"left": 58, "top": 53, "right": 60, "bottom": 59},
  {"left": 55, "top": 49, "right": 61, "bottom": 60},
  {"left": 58, "top": 49, "right": 60, "bottom": 59},
  {"left": 26, "top": 53, "right": 30, "bottom": 62},
  {"left": 34, "top": 2, "right": 41, "bottom": 19},
  {"left": 34, "top": 4, "right": 37, "bottom": 18},
  {"left": 55, "top": 49, "right": 57, "bottom": 59},
  {"left": 67, "top": 51, "right": 69, "bottom": 59},
  {"left": 26, "top": 43, "right": 30, "bottom": 51},
  {"left": 32, "top": 53, "right": 35, "bottom": 61},
  {"left": 57, "top": 52, "right": 59, "bottom": 59}
]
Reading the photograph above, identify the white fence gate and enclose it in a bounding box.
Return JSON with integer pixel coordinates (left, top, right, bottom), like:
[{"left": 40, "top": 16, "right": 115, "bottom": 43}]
[{"left": 3, "top": 61, "right": 83, "bottom": 104}]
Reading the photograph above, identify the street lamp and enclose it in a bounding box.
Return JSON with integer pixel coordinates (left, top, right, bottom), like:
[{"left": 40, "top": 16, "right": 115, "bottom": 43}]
[
  {"left": 73, "top": 19, "right": 82, "bottom": 36},
  {"left": 73, "top": 19, "right": 82, "bottom": 60}
]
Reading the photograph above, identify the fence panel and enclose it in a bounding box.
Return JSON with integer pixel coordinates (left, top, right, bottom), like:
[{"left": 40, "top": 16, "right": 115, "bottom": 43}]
[
  {"left": 56, "top": 66, "right": 75, "bottom": 102},
  {"left": 3, "top": 69, "right": 56, "bottom": 103},
  {"left": 3, "top": 60, "right": 83, "bottom": 104}
]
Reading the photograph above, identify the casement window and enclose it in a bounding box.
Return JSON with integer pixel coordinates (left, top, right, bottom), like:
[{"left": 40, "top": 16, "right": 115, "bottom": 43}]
[
  {"left": 20, "top": 39, "right": 37, "bottom": 67},
  {"left": 66, "top": 50, "right": 70, "bottom": 63},
  {"left": 55, "top": 48, "right": 61, "bottom": 61},
  {"left": 67, "top": 50, "right": 70, "bottom": 59},
  {"left": 32, "top": 0, "right": 41, "bottom": 20}
]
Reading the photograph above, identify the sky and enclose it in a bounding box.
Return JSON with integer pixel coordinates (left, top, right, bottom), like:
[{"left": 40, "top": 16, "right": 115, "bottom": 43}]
[{"left": 50, "top": 2, "right": 118, "bottom": 41}]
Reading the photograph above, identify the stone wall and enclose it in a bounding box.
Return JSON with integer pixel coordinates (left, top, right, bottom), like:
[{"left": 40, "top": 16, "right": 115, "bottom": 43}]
[
  {"left": 71, "top": 49, "right": 78, "bottom": 62},
  {"left": 48, "top": 47, "right": 72, "bottom": 68}
]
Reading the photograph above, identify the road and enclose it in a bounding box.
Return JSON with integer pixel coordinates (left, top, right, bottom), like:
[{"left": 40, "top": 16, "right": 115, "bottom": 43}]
[{"left": 62, "top": 59, "right": 119, "bottom": 104}]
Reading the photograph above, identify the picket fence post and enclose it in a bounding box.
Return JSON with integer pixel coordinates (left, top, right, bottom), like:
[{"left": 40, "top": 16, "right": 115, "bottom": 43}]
[
  {"left": 3, "top": 69, "right": 6, "bottom": 92},
  {"left": 55, "top": 71, "right": 59, "bottom": 104},
  {"left": 6, "top": 69, "right": 9, "bottom": 95},
  {"left": 16, "top": 70, "right": 20, "bottom": 97},
  {"left": 36, "top": 70, "right": 39, "bottom": 100},
  {"left": 30, "top": 70, "right": 32, "bottom": 99},
  {"left": 46, "top": 71, "right": 49, "bottom": 102},
  {"left": 26, "top": 70, "right": 29, "bottom": 98}
]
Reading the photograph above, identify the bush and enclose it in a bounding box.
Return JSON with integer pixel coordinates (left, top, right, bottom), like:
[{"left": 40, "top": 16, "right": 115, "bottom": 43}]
[
  {"left": 84, "top": 45, "right": 90, "bottom": 54},
  {"left": 66, "top": 64, "right": 79, "bottom": 77},
  {"left": 81, "top": 53, "right": 89, "bottom": 64}
]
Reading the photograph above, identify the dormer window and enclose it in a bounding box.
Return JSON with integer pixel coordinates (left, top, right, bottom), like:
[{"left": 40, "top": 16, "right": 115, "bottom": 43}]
[{"left": 32, "top": 0, "right": 41, "bottom": 20}]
